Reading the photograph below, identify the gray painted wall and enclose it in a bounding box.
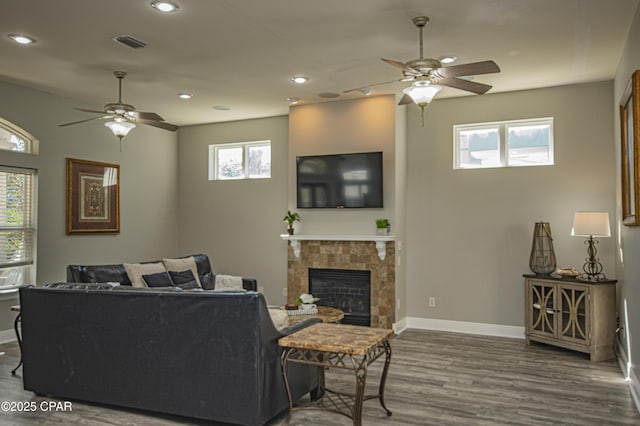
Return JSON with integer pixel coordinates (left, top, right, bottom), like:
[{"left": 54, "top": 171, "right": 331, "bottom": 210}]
[
  {"left": 288, "top": 96, "right": 397, "bottom": 235},
  {"left": 177, "top": 116, "right": 289, "bottom": 304},
  {"left": 0, "top": 80, "right": 179, "bottom": 333},
  {"left": 614, "top": 4, "right": 640, "bottom": 389},
  {"left": 404, "top": 81, "right": 616, "bottom": 326}
]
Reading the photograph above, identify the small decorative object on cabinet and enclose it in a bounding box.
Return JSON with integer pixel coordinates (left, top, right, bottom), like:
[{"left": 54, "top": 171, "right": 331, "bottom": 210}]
[
  {"left": 571, "top": 211, "right": 611, "bottom": 281},
  {"left": 523, "top": 274, "right": 616, "bottom": 362},
  {"left": 529, "top": 222, "right": 557, "bottom": 275}
]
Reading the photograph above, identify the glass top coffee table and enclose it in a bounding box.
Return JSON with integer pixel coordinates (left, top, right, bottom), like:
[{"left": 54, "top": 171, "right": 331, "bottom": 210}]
[{"left": 279, "top": 322, "right": 393, "bottom": 426}]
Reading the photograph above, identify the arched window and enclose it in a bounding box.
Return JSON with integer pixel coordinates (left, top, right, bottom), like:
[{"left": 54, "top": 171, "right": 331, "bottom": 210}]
[{"left": 0, "top": 117, "right": 36, "bottom": 154}]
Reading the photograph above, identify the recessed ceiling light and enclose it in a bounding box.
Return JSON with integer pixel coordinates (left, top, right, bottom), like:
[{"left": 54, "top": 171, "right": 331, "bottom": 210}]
[
  {"left": 287, "top": 97, "right": 299, "bottom": 104},
  {"left": 151, "top": 1, "right": 179, "bottom": 13},
  {"left": 8, "top": 34, "right": 36, "bottom": 45},
  {"left": 361, "top": 89, "right": 373, "bottom": 96},
  {"left": 212, "top": 105, "right": 231, "bottom": 111},
  {"left": 439, "top": 56, "right": 457, "bottom": 64},
  {"left": 178, "top": 93, "right": 193, "bottom": 99},
  {"left": 290, "top": 76, "right": 309, "bottom": 84}
]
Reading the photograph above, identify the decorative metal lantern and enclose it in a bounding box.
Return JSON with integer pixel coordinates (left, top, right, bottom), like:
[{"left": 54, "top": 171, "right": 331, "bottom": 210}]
[{"left": 529, "top": 222, "right": 557, "bottom": 275}]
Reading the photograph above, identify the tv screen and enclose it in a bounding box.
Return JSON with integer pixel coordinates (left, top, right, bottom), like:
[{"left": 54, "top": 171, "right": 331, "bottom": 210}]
[{"left": 296, "top": 152, "right": 383, "bottom": 208}]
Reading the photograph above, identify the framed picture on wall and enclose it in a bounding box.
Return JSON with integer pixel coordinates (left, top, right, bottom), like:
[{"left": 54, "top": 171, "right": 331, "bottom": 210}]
[
  {"left": 66, "top": 158, "right": 120, "bottom": 234},
  {"left": 620, "top": 70, "right": 640, "bottom": 226}
]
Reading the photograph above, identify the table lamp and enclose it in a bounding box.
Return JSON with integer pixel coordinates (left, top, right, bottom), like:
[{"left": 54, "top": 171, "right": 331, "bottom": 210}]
[{"left": 571, "top": 211, "right": 611, "bottom": 281}]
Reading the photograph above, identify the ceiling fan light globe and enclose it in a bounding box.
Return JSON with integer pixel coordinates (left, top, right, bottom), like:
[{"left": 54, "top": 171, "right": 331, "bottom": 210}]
[
  {"left": 403, "top": 84, "right": 442, "bottom": 106},
  {"left": 105, "top": 121, "right": 136, "bottom": 138}
]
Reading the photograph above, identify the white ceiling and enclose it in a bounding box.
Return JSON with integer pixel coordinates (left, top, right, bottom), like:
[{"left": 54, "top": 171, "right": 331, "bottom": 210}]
[{"left": 1, "top": 0, "right": 638, "bottom": 128}]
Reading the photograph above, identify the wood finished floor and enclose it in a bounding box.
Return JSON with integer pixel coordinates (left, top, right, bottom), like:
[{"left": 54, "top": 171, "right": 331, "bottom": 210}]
[{"left": 0, "top": 329, "right": 638, "bottom": 425}]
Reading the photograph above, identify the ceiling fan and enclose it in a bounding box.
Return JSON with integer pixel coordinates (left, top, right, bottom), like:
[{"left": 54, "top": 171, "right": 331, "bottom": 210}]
[
  {"left": 345, "top": 16, "right": 500, "bottom": 116},
  {"left": 59, "top": 71, "right": 178, "bottom": 141}
]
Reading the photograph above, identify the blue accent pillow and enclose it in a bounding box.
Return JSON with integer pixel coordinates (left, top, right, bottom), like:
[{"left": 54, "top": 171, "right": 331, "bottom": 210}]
[
  {"left": 142, "top": 271, "right": 174, "bottom": 287},
  {"left": 169, "top": 269, "right": 199, "bottom": 289}
]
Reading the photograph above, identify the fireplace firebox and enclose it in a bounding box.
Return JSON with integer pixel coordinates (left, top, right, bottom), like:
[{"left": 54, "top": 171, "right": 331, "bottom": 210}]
[{"left": 309, "top": 268, "right": 371, "bottom": 326}]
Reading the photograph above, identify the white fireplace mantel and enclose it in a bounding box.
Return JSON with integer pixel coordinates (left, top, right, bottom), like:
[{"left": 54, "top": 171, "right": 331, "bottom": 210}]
[{"left": 280, "top": 234, "right": 396, "bottom": 260}]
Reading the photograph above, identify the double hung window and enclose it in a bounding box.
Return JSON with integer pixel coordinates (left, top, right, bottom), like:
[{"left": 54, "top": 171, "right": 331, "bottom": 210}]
[{"left": 0, "top": 168, "right": 36, "bottom": 294}]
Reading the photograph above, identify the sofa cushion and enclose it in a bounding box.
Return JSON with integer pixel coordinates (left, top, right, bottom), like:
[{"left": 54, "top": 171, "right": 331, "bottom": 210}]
[
  {"left": 200, "top": 272, "right": 215, "bottom": 290},
  {"left": 168, "top": 269, "right": 199, "bottom": 289},
  {"left": 215, "top": 274, "right": 244, "bottom": 290},
  {"left": 123, "top": 262, "right": 167, "bottom": 288},
  {"left": 142, "top": 271, "right": 174, "bottom": 288},
  {"left": 163, "top": 257, "right": 202, "bottom": 287},
  {"left": 268, "top": 308, "right": 289, "bottom": 331}
]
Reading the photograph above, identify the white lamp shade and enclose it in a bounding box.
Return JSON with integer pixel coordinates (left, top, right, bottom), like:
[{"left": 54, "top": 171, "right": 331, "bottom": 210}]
[
  {"left": 105, "top": 121, "right": 136, "bottom": 138},
  {"left": 402, "top": 84, "right": 442, "bottom": 106},
  {"left": 571, "top": 211, "right": 611, "bottom": 237}
]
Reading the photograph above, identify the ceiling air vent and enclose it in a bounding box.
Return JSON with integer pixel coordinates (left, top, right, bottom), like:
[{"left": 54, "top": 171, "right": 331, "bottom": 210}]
[{"left": 113, "top": 35, "right": 147, "bottom": 49}]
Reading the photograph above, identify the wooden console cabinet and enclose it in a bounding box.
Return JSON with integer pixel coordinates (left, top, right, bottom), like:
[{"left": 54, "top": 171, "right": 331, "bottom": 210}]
[{"left": 523, "top": 274, "right": 616, "bottom": 362}]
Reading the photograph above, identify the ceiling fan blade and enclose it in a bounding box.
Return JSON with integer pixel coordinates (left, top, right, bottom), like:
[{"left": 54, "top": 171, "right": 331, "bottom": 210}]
[
  {"left": 73, "top": 107, "right": 108, "bottom": 114},
  {"left": 58, "top": 115, "right": 112, "bottom": 127},
  {"left": 381, "top": 58, "right": 421, "bottom": 76},
  {"left": 127, "top": 111, "right": 164, "bottom": 121},
  {"left": 136, "top": 118, "right": 178, "bottom": 132},
  {"left": 436, "top": 60, "right": 500, "bottom": 78},
  {"left": 398, "top": 94, "right": 413, "bottom": 105},
  {"left": 439, "top": 77, "right": 492, "bottom": 95},
  {"left": 344, "top": 78, "right": 407, "bottom": 93}
]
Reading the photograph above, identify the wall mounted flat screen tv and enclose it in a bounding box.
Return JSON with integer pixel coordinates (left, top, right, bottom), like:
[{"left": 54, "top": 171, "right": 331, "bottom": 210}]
[{"left": 296, "top": 151, "right": 383, "bottom": 208}]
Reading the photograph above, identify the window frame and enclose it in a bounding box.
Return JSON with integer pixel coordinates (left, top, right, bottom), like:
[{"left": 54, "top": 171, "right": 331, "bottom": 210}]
[
  {"left": 0, "top": 117, "right": 38, "bottom": 154},
  {"left": 208, "top": 140, "right": 271, "bottom": 180},
  {"left": 0, "top": 166, "right": 37, "bottom": 296},
  {"left": 454, "top": 117, "right": 554, "bottom": 170}
]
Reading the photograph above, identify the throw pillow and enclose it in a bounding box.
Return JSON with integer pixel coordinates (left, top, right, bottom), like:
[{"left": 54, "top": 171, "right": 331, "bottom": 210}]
[
  {"left": 168, "top": 269, "right": 199, "bottom": 289},
  {"left": 123, "top": 262, "right": 167, "bottom": 288},
  {"left": 163, "top": 257, "right": 202, "bottom": 288},
  {"left": 142, "top": 271, "right": 174, "bottom": 288},
  {"left": 215, "top": 274, "right": 244, "bottom": 290},
  {"left": 268, "top": 308, "right": 289, "bottom": 332}
]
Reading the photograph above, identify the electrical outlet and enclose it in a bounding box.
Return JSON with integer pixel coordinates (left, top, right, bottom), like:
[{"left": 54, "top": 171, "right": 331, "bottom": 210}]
[
  {"left": 283, "top": 287, "right": 288, "bottom": 297},
  {"left": 428, "top": 297, "right": 436, "bottom": 308}
]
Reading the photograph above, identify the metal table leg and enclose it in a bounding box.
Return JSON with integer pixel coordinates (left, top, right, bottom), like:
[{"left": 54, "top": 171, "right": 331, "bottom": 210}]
[{"left": 11, "top": 312, "right": 22, "bottom": 375}]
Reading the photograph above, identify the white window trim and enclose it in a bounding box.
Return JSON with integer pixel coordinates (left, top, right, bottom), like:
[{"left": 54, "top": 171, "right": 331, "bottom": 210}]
[
  {"left": 208, "top": 140, "right": 271, "bottom": 180},
  {"left": 454, "top": 117, "right": 554, "bottom": 170},
  {"left": 0, "top": 117, "right": 39, "bottom": 154},
  {"left": 0, "top": 166, "right": 37, "bottom": 300}
]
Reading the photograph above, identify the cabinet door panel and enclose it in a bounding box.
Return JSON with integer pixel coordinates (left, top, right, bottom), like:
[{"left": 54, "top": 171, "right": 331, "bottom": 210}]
[
  {"left": 529, "top": 282, "right": 556, "bottom": 337},
  {"left": 558, "top": 284, "right": 590, "bottom": 345}
]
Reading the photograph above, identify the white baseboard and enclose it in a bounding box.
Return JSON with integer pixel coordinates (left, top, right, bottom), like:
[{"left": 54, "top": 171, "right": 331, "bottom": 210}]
[
  {"left": 392, "top": 317, "right": 408, "bottom": 334},
  {"left": 406, "top": 316, "right": 525, "bottom": 339},
  {"left": 616, "top": 338, "right": 640, "bottom": 414},
  {"left": 0, "top": 328, "right": 16, "bottom": 344}
]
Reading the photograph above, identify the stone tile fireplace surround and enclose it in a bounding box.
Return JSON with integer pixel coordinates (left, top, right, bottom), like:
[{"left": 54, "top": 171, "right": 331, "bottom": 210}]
[{"left": 282, "top": 235, "right": 395, "bottom": 329}]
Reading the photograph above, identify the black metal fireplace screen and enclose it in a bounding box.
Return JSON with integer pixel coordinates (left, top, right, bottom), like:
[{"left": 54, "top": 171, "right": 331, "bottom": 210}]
[{"left": 308, "top": 268, "right": 371, "bottom": 326}]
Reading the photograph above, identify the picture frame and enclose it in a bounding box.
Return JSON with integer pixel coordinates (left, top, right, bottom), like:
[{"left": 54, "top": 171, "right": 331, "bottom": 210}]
[
  {"left": 66, "top": 158, "right": 120, "bottom": 234},
  {"left": 620, "top": 70, "right": 640, "bottom": 226}
]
